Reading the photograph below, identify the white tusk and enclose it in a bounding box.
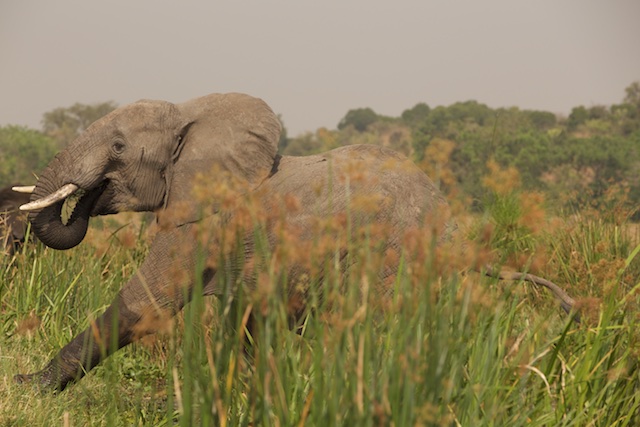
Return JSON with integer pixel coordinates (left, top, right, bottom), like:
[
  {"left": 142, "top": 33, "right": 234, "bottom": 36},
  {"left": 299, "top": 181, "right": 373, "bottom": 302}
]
[
  {"left": 12, "top": 185, "right": 36, "bottom": 194},
  {"left": 19, "top": 183, "right": 79, "bottom": 211}
]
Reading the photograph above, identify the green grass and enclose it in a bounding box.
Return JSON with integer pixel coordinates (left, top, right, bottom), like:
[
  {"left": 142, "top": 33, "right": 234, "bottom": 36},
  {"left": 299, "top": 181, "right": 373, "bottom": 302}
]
[{"left": 1, "top": 209, "right": 640, "bottom": 426}]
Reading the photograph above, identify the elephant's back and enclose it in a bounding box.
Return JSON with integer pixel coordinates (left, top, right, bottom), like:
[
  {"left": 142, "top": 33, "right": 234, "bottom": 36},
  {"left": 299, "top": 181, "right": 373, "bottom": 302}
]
[{"left": 267, "top": 145, "right": 452, "bottom": 238}]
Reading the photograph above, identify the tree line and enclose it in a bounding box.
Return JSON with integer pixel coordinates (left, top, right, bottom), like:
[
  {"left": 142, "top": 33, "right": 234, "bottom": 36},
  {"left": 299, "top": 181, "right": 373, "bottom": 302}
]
[
  {"left": 0, "top": 102, "right": 118, "bottom": 187},
  {"left": 2, "top": 82, "right": 639, "bottom": 215},
  {"left": 281, "top": 81, "right": 640, "bottom": 215}
]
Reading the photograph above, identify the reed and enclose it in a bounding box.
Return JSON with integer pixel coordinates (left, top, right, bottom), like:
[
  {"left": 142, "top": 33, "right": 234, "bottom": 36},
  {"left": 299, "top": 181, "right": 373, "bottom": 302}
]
[{"left": 1, "top": 203, "right": 639, "bottom": 426}]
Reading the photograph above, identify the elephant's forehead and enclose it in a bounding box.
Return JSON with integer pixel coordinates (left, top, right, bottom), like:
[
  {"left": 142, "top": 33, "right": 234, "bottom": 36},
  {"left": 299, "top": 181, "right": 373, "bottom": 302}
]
[{"left": 113, "top": 101, "right": 180, "bottom": 131}]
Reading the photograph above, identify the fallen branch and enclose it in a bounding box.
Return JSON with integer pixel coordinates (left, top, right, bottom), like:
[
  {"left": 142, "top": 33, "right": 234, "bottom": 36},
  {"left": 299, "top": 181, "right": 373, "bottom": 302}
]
[{"left": 482, "top": 264, "right": 580, "bottom": 323}]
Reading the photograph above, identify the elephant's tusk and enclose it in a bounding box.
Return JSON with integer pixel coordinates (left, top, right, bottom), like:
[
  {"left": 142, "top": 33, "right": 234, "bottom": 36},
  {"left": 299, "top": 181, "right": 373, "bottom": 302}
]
[
  {"left": 12, "top": 185, "right": 36, "bottom": 194},
  {"left": 20, "top": 183, "right": 80, "bottom": 211}
]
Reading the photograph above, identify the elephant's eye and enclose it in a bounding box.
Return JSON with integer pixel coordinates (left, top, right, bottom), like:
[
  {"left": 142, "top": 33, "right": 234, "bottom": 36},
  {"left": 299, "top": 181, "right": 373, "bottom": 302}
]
[{"left": 111, "top": 139, "right": 126, "bottom": 155}]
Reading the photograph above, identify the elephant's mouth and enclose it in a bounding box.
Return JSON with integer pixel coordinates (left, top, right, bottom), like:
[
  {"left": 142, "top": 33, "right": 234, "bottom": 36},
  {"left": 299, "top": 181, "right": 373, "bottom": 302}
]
[
  {"left": 88, "top": 181, "right": 116, "bottom": 216},
  {"left": 59, "top": 182, "right": 111, "bottom": 220}
]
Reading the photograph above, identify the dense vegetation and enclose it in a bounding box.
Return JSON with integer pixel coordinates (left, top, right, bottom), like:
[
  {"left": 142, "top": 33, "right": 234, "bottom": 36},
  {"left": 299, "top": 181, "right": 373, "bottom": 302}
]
[
  {"left": 0, "top": 101, "right": 117, "bottom": 188},
  {"left": 1, "top": 83, "right": 640, "bottom": 425},
  {"left": 0, "top": 126, "right": 57, "bottom": 188},
  {"left": 2, "top": 185, "right": 640, "bottom": 425}
]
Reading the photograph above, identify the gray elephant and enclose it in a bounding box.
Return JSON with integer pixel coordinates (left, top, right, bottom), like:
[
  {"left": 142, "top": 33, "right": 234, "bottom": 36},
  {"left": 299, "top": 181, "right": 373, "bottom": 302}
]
[
  {"left": 0, "top": 184, "right": 33, "bottom": 255},
  {"left": 15, "top": 93, "right": 456, "bottom": 391}
]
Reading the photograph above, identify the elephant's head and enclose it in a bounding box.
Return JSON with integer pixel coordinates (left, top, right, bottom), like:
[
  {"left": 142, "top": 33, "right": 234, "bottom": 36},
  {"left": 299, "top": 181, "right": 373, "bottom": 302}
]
[{"left": 22, "top": 93, "right": 281, "bottom": 250}]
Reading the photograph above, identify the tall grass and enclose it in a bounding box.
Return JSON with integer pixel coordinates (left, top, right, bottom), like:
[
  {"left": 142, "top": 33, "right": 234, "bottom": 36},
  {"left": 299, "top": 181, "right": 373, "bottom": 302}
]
[{"left": 1, "top": 197, "right": 640, "bottom": 426}]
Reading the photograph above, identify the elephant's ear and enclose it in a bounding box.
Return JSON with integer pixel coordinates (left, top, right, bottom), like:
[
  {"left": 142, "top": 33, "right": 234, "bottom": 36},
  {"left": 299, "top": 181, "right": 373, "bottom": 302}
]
[
  {"left": 163, "top": 93, "right": 282, "bottom": 226},
  {"left": 172, "top": 121, "right": 195, "bottom": 164}
]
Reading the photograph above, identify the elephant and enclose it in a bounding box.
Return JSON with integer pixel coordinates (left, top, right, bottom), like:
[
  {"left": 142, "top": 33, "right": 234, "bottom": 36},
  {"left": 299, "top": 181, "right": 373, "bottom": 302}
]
[
  {"left": 0, "top": 184, "right": 33, "bottom": 255},
  {"left": 14, "top": 92, "right": 458, "bottom": 391}
]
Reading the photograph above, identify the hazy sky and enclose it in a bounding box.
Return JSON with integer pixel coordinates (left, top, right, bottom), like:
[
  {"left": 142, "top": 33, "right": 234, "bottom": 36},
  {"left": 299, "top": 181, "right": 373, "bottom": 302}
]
[{"left": 1, "top": 1, "right": 639, "bottom": 137}]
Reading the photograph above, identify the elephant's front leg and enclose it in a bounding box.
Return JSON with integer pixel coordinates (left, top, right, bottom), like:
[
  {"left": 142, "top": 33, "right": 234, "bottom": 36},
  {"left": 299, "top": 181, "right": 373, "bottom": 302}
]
[
  {"left": 15, "top": 226, "right": 202, "bottom": 391},
  {"left": 14, "top": 294, "right": 139, "bottom": 391}
]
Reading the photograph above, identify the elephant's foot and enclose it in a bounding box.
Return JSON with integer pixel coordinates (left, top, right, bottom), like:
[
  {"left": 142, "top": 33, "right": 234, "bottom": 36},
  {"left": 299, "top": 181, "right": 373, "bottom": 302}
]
[
  {"left": 14, "top": 372, "right": 41, "bottom": 385},
  {"left": 14, "top": 363, "right": 74, "bottom": 392}
]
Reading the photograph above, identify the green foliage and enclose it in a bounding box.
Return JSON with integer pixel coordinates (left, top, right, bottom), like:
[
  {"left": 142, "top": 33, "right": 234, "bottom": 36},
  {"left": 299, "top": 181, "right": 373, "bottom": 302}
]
[
  {"left": 0, "top": 102, "right": 117, "bottom": 188},
  {"left": 527, "top": 110, "right": 557, "bottom": 130},
  {"left": 624, "top": 81, "right": 640, "bottom": 107},
  {"left": 0, "top": 126, "right": 58, "bottom": 187},
  {"left": 568, "top": 106, "right": 589, "bottom": 130},
  {"left": 483, "top": 191, "right": 537, "bottom": 258},
  {"left": 401, "top": 102, "right": 430, "bottom": 125},
  {"left": 337, "top": 107, "right": 378, "bottom": 132},
  {"left": 42, "top": 101, "right": 117, "bottom": 148}
]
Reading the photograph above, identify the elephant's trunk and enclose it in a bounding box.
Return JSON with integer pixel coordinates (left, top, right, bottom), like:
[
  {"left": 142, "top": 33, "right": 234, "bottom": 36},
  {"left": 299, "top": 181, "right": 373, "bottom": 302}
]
[{"left": 27, "top": 154, "right": 103, "bottom": 250}]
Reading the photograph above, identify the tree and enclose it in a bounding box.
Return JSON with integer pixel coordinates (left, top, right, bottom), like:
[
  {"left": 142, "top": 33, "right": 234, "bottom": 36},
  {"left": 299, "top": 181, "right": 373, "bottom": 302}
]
[
  {"left": 587, "top": 105, "right": 609, "bottom": 120},
  {"left": 567, "top": 106, "right": 588, "bottom": 130},
  {"left": 401, "top": 103, "right": 430, "bottom": 125},
  {"left": 0, "top": 126, "right": 58, "bottom": 187},
  {"left": 42, "top": 101, "right": 117, "bottom": 148},
  {"left": 624, "top": 81, "right": 640, "bottom": 107},
  {"left": 527, "top": 110, "right": 557, "bottom": 130},
  {"left": 607, "top": 82, "right": 640, "bottom": 135},
  {"left": 337, "top": 108, "right": 378, "bottom": 132}
]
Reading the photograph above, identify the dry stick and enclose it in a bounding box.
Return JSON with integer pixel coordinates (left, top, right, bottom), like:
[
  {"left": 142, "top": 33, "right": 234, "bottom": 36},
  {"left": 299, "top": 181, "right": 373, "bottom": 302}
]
[{"left": 482, "top": 264, "right": 580, "bottom": 322}]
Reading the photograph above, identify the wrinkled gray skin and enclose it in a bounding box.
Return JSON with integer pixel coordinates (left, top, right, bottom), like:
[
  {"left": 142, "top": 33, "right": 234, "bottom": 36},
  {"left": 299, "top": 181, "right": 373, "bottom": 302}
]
[
  {"left": 15, "top": 93, "right": 453, "bottom": 391},
  {"left": 0, "top": 185, "right": 32, "bottom": 255}
]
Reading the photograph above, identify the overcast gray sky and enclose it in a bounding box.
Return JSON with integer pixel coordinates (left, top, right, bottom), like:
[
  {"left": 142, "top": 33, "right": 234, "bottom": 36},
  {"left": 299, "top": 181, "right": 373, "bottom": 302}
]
[{"left": 1, "top": 1, "right": 639, "bottom": 137}]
